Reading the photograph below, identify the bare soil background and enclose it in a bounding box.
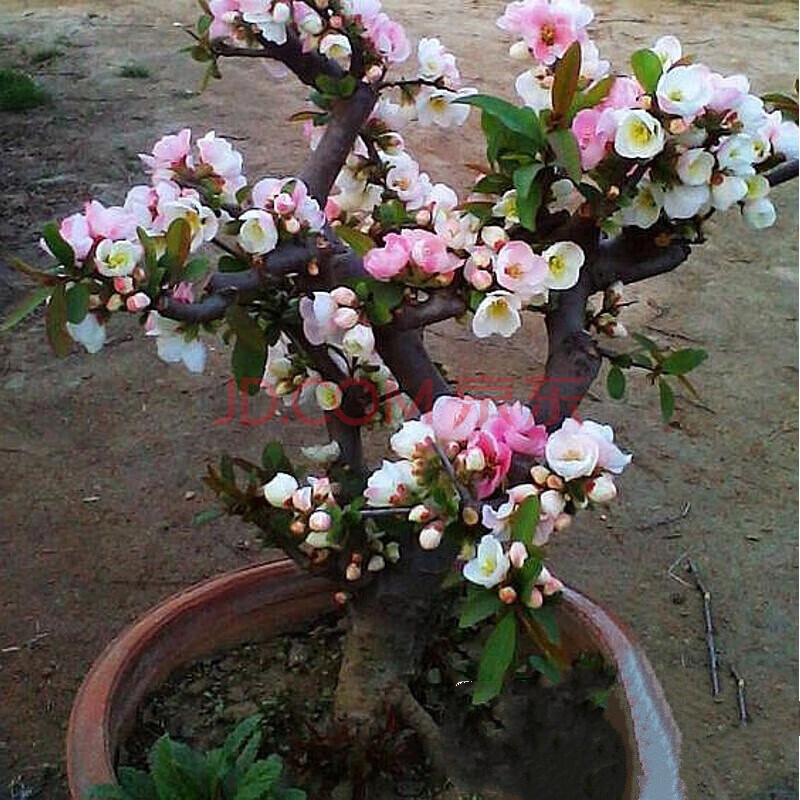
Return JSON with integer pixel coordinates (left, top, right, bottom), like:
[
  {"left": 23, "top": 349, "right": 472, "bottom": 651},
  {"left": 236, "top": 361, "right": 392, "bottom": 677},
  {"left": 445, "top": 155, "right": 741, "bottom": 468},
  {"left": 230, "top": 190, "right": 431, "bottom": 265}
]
[{"left": 0, "top": 1, "right": 797, "bottom": 798}]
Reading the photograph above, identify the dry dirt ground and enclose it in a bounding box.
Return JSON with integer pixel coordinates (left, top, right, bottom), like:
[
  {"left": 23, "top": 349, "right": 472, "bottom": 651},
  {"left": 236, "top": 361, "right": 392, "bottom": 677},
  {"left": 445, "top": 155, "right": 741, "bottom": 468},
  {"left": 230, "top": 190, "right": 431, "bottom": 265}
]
[{"left": 0, "top": 1, "right": 797, "bottom": 798}]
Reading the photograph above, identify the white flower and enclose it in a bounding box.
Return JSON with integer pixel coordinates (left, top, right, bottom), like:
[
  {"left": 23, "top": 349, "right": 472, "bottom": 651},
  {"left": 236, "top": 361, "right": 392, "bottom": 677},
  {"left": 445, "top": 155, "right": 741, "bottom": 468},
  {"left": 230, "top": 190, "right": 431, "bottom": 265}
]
[
  {"left": 656, "top": 65, "right": 712, "bottom": 117},
  {"left": 145, "top": 311, "right": 206, "bottom": 373},
  {"left": 94, "top": 239, "right": 141, "bottom": 278},
  {"left": 614, "top": 110, "right": 665, "bottom": 159},
  {"left": 66, "top": 314, "right": 106, "bottom": 354},
  {"left": 515, "top": 69, "right": 553, "bottom": 112},
  {"left": 562, "top": 418, "right": 632, "bottom": 474},
  {"left": 238, "top": 209, "right": 278, "bottom": 255},
  {"left": 652, "top": 35, "right": 681, "bottom": 70},
  {"left": 342, "top": 324, "right": 375, "bottom": 360},
  {"left": 300, "top": 441, "right": 341, "bottom": 464},
  {"left": 621, "top": 181, "right": 663, "bottom": 228},
  {"left": 716, "top": 135, "right": 757, "bottom": 176},
  {"left": 419, "top": 523, "right": 444, "bottom": 550},
  {"left": 364, "top": 459, "right": 418, "bottom": 506},
  {"left": 545, "top": 428, "right": 600, "bottom": 481},
  {"left": 417, "top": 37, "right": 459, "bottom": 83},
  {"left": 240, "top": 0, "right": 289, "bottom": 44},
  {"left": 742, "top": 198, "right": 776, "bottom": 229},
  {"left": 299, "top": 292, "right": 340, "bottom": 346},
  {"left": 542, "top": 241, "right": 584, "bottom": 291},
  {"left": 773, "top": 120, "right": 799, "bottom": 160},
  {"left": 160, "top": 197, "right": 219, "bottom": 251},
  {"left": 472, "top": 291, "right": 522, "bottom": 339},
  {"left": 263, "top": 472, "right": 298, "bottom": 507},
  {"left": 390, "top": 420, "right": 435, "bottom": 459},
  {"left": 662, "top": 183, "right": 710, "bottom": 219},
  {"left": 587, "top": 473, "right": 617, "bottom": 503},
  {"left": 744, "top": 175, "right": 770, "bottom": 202},
  {"left": 319, "top": 33, "right": 352, "bottom": 60},
  {"left": 463, "top": 534, "right": 509, "bottom": 589},
  {"left": 676, "top": 149, "right": 714, "bottom": 186},
  {"left": 508, "top": 541, "right": 528, "bottom": 569},
  {"left": 309, "top": 510, "right": 332, "bottom": 532},
  {"left": 416, "top": 87, "right": 473, "bottom": 128},
  {"left": 492, "top": 190, "right": 520, "bottom": 226},
  {"left": 711, "top": 175, "right": 748, "bottom": 211},
  {"left": 315, "top": 381, "right": 343, "bottom": 411}
]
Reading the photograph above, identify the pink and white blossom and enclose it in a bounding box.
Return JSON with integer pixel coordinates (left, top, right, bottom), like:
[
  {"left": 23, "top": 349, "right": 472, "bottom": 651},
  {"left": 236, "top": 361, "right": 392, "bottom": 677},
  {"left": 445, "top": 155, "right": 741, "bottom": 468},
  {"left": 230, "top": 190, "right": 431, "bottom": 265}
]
[{"left": 463, "top": 534, "right": 509, "bottom": 588}]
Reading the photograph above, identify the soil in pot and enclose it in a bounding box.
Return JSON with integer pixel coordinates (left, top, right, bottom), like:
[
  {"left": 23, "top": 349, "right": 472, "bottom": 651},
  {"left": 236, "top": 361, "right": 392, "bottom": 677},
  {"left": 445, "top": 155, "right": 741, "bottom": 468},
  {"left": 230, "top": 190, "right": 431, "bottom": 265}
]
[{"left": 120, "top": 613, "right": 626, "bottom": 800}]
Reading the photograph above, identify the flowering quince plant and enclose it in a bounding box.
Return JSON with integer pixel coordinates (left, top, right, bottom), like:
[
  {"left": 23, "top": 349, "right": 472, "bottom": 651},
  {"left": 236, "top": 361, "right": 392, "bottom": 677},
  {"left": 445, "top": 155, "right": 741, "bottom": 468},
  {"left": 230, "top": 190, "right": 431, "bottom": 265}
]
[{"left": 5, "top": 0, "right": 798, "bottom": 766}]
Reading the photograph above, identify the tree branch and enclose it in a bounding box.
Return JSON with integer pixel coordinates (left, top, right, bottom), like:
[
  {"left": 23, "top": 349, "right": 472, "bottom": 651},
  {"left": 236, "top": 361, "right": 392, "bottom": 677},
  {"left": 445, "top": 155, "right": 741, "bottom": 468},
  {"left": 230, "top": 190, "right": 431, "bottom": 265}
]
[
  {"left": 765, "top": 158, "right": 799, "bottom": 187},
  {"left": 391, "top": 287, "right": 467, "bottom": 330}
]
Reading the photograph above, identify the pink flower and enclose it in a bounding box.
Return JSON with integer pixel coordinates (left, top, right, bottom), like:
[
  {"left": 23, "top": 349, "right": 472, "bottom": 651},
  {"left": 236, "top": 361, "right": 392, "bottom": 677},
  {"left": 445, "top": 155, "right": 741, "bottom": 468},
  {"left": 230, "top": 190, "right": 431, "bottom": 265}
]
[
  {"left": 54, "top": 213, "right": 93, "bottom": 261},
  {"left": 366, "top": 13, "right": 411, "bottom": 64},
  {"left": 483, "top": 402, "right": 547, "bottom": 457},
  {"left": 126, "top": 292, "right": 151, "bottom": 312},
  {"left": 209, "top": 0, "right": 241, "bottom": 39},
  {"left": 494, "top": 240, "right": 548, "bottom": 298},
  {"left": 251, "top": 178, "right": 284, "bottom": 208},
  {"left": 400, "top": 229, "right": 461, "bottom": 275},
  {"left": 325, "top": 196, "right": 342, "bottom": 222},
  {"left": 598, "top": 76, "right": 641, "bottom": 112},
  {"left": 84, "top": 201, "right": 139, "bottom": 241},
  {"left": 572, "top": 108, "right": 611, "bottom": 170},
  {"left": 467, "top": 430, "right": 512, "bottom": 499},
  {"left": 708, "top": 73, "right": 749, "bottom": 113},
  {"left": 140, "top": 129, "right": 192, "bottom": 175},
  {"left": 363, "top": 233, "right": 411, "bottom": 280},
  {"left": 498, "top": 0, "right": 579, "bottom": 65},
  {"left": 171, "top": 282, "right": 195, "bottom": 304},
  {"left": 428, "top": 396, "right": 483, "bottom": 442}
]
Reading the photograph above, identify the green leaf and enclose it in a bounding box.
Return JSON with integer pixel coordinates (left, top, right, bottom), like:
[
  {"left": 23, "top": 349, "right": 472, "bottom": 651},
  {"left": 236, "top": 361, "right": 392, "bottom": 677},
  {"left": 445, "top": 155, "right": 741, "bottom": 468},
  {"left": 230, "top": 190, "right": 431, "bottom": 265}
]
[
  {"left": 571, "top": 75, "right": 616, "bottom": 117},
  {"left": 529, "top": 654, "right": 563, "bottom": 684},
  {"left": 458, "top": 93, "right": 545, "bottom": 146},
  {"left": 459, "top": 587, "right": 503, "bottom": 628},
  {"left": 631, "top": 49, "right": 663, "bottom": 94},
  {"left": 193, "top": 507, "right": 225, "bottom": 526},
  {"left": 66, "top": 283, "right": 90, "bottom": 324},
  {"left": 276, "top": 790, "right": 307, "bottom": 800},
  {"left": 513, "top": 163, "right": 544, "bottom": 231},
  {"left": 376, "top": 200, "right": 410, "bottom": 227},
  {"left": 510, "top": 494, "right": 541, "bottom": 551},
  {"left": 529, "top": 604, "right": 560, "bottom": 646},
  {"left": 261, "top": 442, "right": 291, "bottom": 476},
  {"left": 149, "top": 736, "right": 208, "bottom": 800},
  {"left": 631, "top": 332, "right": 659, "bottom": 354},
  {"left": 659, "top": 378, "right": 675, "bottom": 422},
  {"left": 232, "top": 337, "right": 267, "bottom": 396},
  {"left": 197, "top": 13, "right": 212, "bottom": 35},
  {"left": 183, "top": 257, "right": 211, "bottom": 283},
  {"left": 547, "top": 129, "right": 582, "bottom": 183},
  {"left": 762, "top": 91, "right": 799, "bottom": 123},
  {"left": 3, "top": 255, "right": 60, "bottom": 287},
  {"left": 336, "top": 225, "right": 376, "bottom": 256},
  {"left": 660, "top": 348, "right": 707, "bottom": 376},
  {"left": 551, "top": 41, "right": 582, "bottom": 122},
  {"left": 164, "top": 218, "right": 192, "bottom": 278},
  {"left": 606, "top": 365, "right": 626, "bottom": 400},
  {"left": 41, "top": 221, "right": 75, "bottom": 269},
  {"left": 472, "top": 612, "right": 517, "bottom": 705},
  {"left": 45, "top": 283, "right": 70, "bottom": 357},
  {"left": 234, "top": 755, "right": 284, "bottom": 800},
  {"left": 473, "top": 173, "right": 513, "bottom": 195},
  {"left": 117, "top": 767, "right": 158, "bottom": 800},
  {"left": 315, "top": 74, "right": 357, "bottom": 98},
  {"left": 0, "top": 286, "right": 53, "bottom": 331},
  {"left": 219, "top": 254, "right": 250, "bottom": 273},
  {"left": 84, "top": 786, "right": 129, "bottom": 800}
]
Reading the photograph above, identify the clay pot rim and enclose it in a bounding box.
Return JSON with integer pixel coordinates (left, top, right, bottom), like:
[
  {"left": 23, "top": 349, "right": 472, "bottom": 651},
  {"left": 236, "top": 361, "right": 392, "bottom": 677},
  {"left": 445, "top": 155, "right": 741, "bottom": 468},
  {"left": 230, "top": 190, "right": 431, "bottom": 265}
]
[{"left": 66, "top": 559, "right": 684, "bottom": 800}]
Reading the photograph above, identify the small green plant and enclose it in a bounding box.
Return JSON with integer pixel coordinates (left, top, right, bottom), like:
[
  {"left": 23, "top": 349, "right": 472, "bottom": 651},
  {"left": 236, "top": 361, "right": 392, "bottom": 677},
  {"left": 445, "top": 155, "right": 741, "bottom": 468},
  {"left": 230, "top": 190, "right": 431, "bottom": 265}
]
[
  {"left": 0, "top": 68, "right": 48, "bottom": 112},
  {"left": 29, "top": 47, "right": 63, "bottom": 65},
  {"left": 86, "top": 715, "right": 306, "bottom": 800},
  {"left": 119, "top": 63, "right": 151, "bottom": 79}
]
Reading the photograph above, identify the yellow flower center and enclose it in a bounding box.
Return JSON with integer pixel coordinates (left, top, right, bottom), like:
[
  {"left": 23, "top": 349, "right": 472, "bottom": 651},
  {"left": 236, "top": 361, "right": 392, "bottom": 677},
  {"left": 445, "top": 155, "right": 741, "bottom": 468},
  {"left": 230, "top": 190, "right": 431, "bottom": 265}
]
[
  {"left": 481, "top": 555, "right": 497, "bottom": 576},
  {"left": 540, "top": 23, "right": 556, "bottom": 45},
  {"left": 430, "top": 95, "right": 448, "bottom": 112},
  {"left": 548, "top": 255, "right": 566, "bottom": 277},
  {"left": 630, "top": 119, "right": 653, "bottom": 146}
]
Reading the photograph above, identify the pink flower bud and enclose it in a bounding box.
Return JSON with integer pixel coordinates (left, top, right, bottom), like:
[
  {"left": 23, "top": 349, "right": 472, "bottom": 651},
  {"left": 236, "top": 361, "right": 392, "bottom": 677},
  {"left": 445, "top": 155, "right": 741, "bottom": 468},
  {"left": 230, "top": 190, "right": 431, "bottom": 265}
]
[
  {"left": 113, "top": 276, "right": 134, "bottom": 295},
  {"left": 126, "top": 292, "right": 151, "bottom": 312},
  {"left": 554, "top": 512, "right": 572, "bottom": 532},
  {"left": 499, "top": 586, "right": 518, "bottom": 604},
  {"left": 106, "top": 294, "right": 123, "bottom": 312},
  {"left": 274, "top": 192, "right": 296, "bottom": 215},
  {"left": 329, "top": 13, "right": 343, "bottom": 28},
  {"left": 309, "top": 510, "right": 332, "bottom": 532},
  {"left": 530, "top": 465, "right": 550, "bottom": 485},
  {"left": 346, "top": 563, "right": 362, "bottom": 581},
  {"left": 334, "top": 591, "right": 348, "bottom": 605},
  {"left": 292, "top": 486, "right": 313, "bottom": 513},
  {"left": 333, "top": 307, "right": 359, "bottom": 330},
  {"left": 508, "top": 541, "right": 528, "bottom": 569},
  {"left": 419, "top": 523, "right": 443, "bottom": 550},
  {"left": 331, "top": 286, "right": 358, "bottom": 307},
  {"left": 469, "top": 269, "right": 493, "bottom": 291},
  {"left": 528, "top": 586, "right": 544, "bottom": 609},
  {"left": 408, "top": 504, "right": 432, "bottom": 523},
  {"left": 415, "top": 209, "right": 431, "bottom": 226},
  {"left": 285, "top": 217, "right": 301, "bottom": 234},
  {"left": 366, "top": 65, "right": 383, "bottom": 83},
  {"left": 464, "top": 447, "right": 486, "bottom": 472}
]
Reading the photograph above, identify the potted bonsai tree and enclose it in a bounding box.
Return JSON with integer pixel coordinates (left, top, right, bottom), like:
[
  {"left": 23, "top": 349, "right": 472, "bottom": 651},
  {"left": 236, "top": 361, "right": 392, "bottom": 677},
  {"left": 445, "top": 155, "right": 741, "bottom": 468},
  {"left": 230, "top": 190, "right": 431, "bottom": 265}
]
[{"left": 4, "top": 0, "right": 797, "bottom": 796}]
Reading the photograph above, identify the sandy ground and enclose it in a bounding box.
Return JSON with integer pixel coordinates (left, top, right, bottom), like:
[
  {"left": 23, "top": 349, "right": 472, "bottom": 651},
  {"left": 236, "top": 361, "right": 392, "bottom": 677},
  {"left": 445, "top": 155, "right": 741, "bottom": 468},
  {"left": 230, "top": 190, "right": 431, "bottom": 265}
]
[{"left": 0, "top": 1, "right": 797, "bottom": 798}]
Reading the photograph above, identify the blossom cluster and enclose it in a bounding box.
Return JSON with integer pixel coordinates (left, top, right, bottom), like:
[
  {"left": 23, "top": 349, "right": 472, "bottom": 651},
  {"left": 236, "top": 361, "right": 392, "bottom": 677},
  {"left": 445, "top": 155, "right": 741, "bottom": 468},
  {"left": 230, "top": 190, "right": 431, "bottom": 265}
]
[{"left": 361, "top": 394, "right": 631, "bottom": 607}]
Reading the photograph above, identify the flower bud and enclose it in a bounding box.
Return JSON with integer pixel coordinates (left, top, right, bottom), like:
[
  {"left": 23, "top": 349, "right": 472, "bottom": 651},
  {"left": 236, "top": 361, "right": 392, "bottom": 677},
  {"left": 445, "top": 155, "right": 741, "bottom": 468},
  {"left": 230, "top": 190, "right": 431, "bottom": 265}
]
[
  {"left": 274, "top": 192, "right": 296, "bottom": 215},
  {"left": 331, "top": 286, "right": 358, "bottom": 307},
  {"left": 106, "top": 293, "right": 123, "bottom": 312},
  {"left": 309, "top": 510, "right": 332, "bottom": 532},
  {"left": 305, "top": 531, "right": 330, "bottom": 548},
  {"left": 587, "top": 474, "right": 617, "bottom": 504},
  {"left": 545, "top": 474, "right": 564, "bottom": 491},
  {"left": 469, "top": 269, "right": 493, "bottom": 291},
  {"left": 263, "top": 472, "right": 299, "bottom": 507},
  {"left": 89, "top": 294, "right": 103, "bottom": 309},
  {"left": 530, "top": 465, "right": 550, "bottom": 485},
  {"left": 113, "top": 276, "right": 134, "bottom": 295},
  {"left": 315, "top": 381, "right": 343, "bottom": 411},
  {"left": 346, "top": 563, "right": 362, "bottom": 581},
  {"left": 292, "top": 486, "right": 313, "bottom": 513},
  {"left": 126, "top": 292, "right": 151, "bottom": 312},
  {"left": 408, "top": 504, "right": 432, "bottom": 523},
  {"left": 367, "top": 554, "right": 385, "bottom": 572},
  {"left": 366, "top": 64, "right": 383, "bottom": 83},
  {"left": 464, "top": 447, "right": 486, "bottom": 472},
  {"left": 554, "top": 512, "right": 572, "bottom": 532},
  {"left": 462, "top": 506, "right": 479, "bottom": 526},
  {"left": 528, "top": 586, "right": 544, "bottom": 609},
  {"left": 329, "top": 13, "right": 343, "bottom": 28},
  {"left": 285, "top": 217, "right": 301, "bottom": 234},
  {"left": 509, "top": 40, "right": 530, "bottom": 60},
  {"left": 272, "top": 2, "right": 292, "bottom": 23},
  {"left": 419, "top": 523, "right": 444, "bottom": 550},
  {"left": 290, "top": 519, "right": 307, "bottom": 537},
  {"left": 415, "top": 209, "right": 431, "bottom": 226},
  {"left": 333, "top": 591, "right": 348, "bottom": 605},
  {"left": 668, "top": 117, "right": 688, "bottom": 135},
  {"left": 385, "top": 541, "right": 401, "bottom": 563},
  {"left": 508, "top": 541, "right": 528, "bottom": 569},
  {"left": 333, "top": 307, "right": 359, "bottom": 330},
  {"left": 607, "top": 320, "right": 628, "bottom": 338},
  {"left": 499, "top": 586, "right": 518, "bottom": 604}
]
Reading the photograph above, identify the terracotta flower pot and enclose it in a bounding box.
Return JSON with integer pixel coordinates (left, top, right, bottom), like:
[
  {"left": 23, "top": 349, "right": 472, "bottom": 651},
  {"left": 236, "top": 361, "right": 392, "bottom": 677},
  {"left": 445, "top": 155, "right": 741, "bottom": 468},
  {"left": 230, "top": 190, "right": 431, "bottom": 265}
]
[{"left": 66, "top": 560, "right": 684, "bottom": 800}]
